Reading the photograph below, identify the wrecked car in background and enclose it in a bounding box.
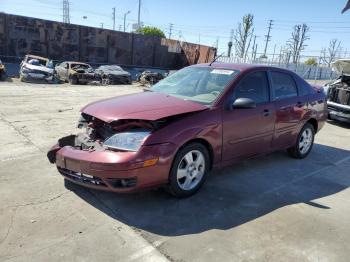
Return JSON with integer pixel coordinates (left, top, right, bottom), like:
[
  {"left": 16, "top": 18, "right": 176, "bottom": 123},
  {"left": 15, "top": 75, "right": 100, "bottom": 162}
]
[
  {"left": 96, "top": 65, "right": 132, "bottom": 85},
  {"left": 325, "top": 59, "right": 350, "bottom": 123},
  {"left": 20, "top": 54, "right": 55, "bottom": 83},
  {"left": 137, "top": 71, "right": 164, "bottom": 86},
  {"left": 0, "top": 59, "right": 6, "bottom": 80},
  {"left": 55, "top": 61, "right": 101, "bottom": 85}
]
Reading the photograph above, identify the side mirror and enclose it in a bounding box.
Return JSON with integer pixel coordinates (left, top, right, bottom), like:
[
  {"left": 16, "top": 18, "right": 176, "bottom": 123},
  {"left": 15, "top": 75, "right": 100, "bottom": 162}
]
[{"left": 232, "top": 98, "right": 256, "bottom": 109}]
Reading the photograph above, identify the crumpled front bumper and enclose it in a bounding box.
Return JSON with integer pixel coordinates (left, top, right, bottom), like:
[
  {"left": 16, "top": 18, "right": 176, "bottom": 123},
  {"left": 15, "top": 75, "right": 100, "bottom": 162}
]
[
  {"left": 21, "top": 71, "right": 54, "bottom": 82},
  {"left": 327, "top": 101, "right": 350, "bottom": 123},
  {"left": 47, "top": 135, "right": 176, "bottom": 193}
]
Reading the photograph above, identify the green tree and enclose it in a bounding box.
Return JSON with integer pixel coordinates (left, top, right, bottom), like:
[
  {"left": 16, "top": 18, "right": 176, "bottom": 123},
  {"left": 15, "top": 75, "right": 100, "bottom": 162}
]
[
  {"left": 304, "top": 57, "right": 318, "bottom": 66},
  {"left": 137, "top": 26, "right": 166, "bottom": 38}
]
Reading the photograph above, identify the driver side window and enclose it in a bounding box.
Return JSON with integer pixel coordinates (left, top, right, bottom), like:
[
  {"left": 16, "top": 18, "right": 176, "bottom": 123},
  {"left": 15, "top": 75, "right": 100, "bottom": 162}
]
[{"left": 234, "top": 71, "right": 270, "bottom": 104}]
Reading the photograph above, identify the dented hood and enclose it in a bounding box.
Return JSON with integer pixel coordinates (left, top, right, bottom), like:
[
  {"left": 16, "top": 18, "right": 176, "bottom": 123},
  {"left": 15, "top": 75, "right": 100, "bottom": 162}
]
[
  {"left": 331, "top": 59, "right": 350, "bottom": 75},
  {"left": 81, "top": 92, "right": 208, "bottom": 123}
]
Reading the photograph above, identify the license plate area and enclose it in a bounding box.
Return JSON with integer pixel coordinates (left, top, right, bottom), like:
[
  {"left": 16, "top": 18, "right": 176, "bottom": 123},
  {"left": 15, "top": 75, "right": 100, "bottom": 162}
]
[{"left": 65, "top": 158, "right": 81, "bottom": 172}]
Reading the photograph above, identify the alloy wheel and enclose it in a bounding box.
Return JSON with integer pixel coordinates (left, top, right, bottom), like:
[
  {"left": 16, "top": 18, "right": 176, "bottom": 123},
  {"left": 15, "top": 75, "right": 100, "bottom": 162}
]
[
  {"left": 176, "top": 150, "right": 205, "bottom": 191},
  {"left": 299, "top": 127, "right": 313, "bottom": 154}
]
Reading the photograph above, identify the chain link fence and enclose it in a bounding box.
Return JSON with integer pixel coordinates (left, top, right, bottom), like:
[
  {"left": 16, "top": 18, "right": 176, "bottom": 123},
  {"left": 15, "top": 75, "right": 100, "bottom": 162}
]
[{"left": 217, "top": 53, "right": 338, "bottom": 82}]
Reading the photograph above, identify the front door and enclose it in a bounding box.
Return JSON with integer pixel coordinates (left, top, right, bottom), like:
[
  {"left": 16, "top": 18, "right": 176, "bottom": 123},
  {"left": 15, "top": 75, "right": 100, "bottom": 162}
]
[{"left": 222, "top": 71, "right": 275, "bottom": 162}]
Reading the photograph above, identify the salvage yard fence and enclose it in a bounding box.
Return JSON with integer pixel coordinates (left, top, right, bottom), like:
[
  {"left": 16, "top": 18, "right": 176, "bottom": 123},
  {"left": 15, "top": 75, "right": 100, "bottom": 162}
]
[
  {"left": 0, "top": 13, "right": 216, "bottom": 70},
  {"left": 218, "top": 55, "right": 337, "bottom": 81}
]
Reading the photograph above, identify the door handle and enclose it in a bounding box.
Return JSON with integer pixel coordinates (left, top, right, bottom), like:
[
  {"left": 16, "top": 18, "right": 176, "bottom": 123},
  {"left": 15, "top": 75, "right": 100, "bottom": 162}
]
[{"left": 262, "top": 109, "right": 271, "bottom": 117}]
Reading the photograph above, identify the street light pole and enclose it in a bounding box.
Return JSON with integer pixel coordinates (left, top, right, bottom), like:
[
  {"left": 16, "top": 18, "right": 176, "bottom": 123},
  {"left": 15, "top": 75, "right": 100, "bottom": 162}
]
[
  {"left": 124, "top": 11, "right": 131, "bottom": 32},
  {"left": 138, "top": 0, "right": 141, "bottom": 28}
]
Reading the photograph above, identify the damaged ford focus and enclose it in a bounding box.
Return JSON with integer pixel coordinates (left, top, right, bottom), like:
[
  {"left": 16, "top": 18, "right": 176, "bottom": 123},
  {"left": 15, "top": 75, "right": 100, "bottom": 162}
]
[{"left": 47, "top": 63, "right": 327, "bottom": 197}]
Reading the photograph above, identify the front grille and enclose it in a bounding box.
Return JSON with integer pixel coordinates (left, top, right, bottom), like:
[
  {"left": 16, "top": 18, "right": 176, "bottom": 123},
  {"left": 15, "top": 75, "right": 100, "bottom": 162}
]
[{"left": 58, "top": 167, "right": 107, "bottom": 187}]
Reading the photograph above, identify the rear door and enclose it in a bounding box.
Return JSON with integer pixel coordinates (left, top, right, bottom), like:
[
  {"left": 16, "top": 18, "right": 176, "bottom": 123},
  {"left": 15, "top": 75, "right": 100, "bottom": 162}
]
[
  {"left": 222, "top": 71, "right": 276, "bottom": 162},
  {"left": 269, "top": 70, "right": 303, "bottom": 149}
]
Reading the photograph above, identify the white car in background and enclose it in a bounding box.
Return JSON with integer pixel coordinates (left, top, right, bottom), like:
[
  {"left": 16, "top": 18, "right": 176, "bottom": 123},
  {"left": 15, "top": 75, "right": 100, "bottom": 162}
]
[{"left": 20, "top": 54, "right": 55, "bottom": 83}]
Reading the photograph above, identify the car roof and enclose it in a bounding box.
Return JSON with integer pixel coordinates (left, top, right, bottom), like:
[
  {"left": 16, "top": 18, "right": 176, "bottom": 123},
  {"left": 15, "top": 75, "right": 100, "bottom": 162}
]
[
  {"left": 192, "top": 62, "right": 289, "bottom": 73},
  {"left": 65, "top": 61, "right": 90, "bottom": 66},
  {"left": 25, "top": 54, "right": 49, "bottom": 61}
]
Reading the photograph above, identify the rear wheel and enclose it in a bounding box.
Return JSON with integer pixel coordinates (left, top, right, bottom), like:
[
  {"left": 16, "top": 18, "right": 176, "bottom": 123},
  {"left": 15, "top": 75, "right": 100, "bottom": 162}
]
[
  {"left": 168, "top": 143, "right": 210, "bottom": 197},
  {"left": 69, "top": 75, "right": 78, "bottom": 85},
  {"left": 287, "top": 122, "right": 315, "bottom": 159}
]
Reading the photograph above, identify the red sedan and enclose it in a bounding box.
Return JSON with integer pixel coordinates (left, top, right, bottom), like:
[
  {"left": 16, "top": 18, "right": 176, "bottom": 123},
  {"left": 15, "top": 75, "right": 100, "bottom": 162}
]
[{"left": 47, "top": 63, "right": 327, "bottom": 197}]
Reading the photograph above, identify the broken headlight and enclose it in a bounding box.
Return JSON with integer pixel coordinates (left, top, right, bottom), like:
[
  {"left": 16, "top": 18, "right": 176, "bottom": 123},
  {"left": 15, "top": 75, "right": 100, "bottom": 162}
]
[{"left": 103, "top": 130, "right": 150, "bottom": 152}]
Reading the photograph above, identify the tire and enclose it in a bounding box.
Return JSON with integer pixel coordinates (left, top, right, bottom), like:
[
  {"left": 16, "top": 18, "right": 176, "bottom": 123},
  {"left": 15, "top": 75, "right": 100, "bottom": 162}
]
[
  {"left": 69, "top": 75, "right": 78, "bottom": 85},
  {"left": 287, "top": 122, "right": 315, "bottom": 159},
  {"left": 167, "top": 143, "right": 210, "bottom": 197},
  {"left": 327, "top": 112, "right": 332, "bottom": 120}
]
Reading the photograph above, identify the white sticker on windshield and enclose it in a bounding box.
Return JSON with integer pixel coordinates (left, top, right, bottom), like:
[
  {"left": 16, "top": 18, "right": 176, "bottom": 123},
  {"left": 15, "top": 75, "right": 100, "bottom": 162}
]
[{"left": 210, "top": 69, "right": 234, "bottom": 75}]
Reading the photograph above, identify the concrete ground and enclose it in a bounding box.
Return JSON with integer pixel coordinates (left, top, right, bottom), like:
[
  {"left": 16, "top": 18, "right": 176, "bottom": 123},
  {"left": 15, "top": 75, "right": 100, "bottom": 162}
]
[{"left": 0, "top": 79, "right": 349, "bottom": 262}]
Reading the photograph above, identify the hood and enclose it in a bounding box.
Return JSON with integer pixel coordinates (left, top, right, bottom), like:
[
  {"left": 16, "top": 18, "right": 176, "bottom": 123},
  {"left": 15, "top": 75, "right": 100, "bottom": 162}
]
[
  {"left": 23, "top": 63, "right": 54, "bottom": 74},
  {"left": 81, "top": 92, "right": 208, "bottom": 123},
  {"left": 107, "top": 71, "right": 130, "bottom": 76},
  {"left": 331, "top": 59, "right": 350, "bottom": 75}
]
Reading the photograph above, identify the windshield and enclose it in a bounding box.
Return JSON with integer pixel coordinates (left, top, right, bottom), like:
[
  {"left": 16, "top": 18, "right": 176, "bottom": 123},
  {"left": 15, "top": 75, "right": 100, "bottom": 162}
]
[{"left": 150, "top": 67, "right": 239, "bottom": 105}]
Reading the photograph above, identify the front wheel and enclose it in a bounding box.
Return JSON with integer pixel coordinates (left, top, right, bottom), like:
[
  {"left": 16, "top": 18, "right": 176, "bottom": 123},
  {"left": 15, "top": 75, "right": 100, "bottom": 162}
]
[
  {"left": 168, "top": 143, "right": 210, "bottom": 197},
  {"left": 287, "top": 122, "right": 315, "bottom": 159}
]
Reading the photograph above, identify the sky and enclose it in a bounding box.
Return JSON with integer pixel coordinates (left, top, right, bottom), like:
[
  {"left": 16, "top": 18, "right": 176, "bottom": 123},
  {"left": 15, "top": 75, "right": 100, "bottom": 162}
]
[{"left": 1, "top": 0, "right": 350, "bottom": 59}]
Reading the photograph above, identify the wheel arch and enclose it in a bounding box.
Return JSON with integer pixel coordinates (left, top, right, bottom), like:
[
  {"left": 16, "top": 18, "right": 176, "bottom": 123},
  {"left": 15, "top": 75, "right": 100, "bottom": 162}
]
[{"left": 307, "top": 118, "right": 318, "bottom": 133}]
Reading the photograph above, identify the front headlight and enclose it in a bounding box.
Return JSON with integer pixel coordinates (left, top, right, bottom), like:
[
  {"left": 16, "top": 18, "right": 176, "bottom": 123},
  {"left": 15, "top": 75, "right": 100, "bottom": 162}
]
[{"left": 103, "top": 130, "right": 150, "bottom": 152}]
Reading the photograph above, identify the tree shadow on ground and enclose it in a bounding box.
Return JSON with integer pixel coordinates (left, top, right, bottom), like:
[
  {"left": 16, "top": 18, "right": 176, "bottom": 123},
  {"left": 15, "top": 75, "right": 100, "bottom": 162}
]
[{"left": 68, "top": 143, "right": 350, "bottom": 236}]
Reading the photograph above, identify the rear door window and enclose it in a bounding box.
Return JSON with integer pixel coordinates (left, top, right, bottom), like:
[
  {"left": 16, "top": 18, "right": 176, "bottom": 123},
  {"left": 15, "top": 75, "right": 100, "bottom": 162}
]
[{"left": 270, "top": 71, "right": 298, "bottom": 100}]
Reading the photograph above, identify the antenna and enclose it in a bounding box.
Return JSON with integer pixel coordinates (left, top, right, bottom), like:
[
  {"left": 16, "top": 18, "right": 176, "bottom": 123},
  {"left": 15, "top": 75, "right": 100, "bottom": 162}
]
[{"left": 209, "top": 52, "right": 225, "bottom": 66}]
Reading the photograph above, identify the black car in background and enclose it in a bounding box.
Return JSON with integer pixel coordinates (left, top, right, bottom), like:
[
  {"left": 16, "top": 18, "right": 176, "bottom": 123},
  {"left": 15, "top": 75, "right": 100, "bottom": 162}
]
[{"left": 95, "top": 65, "right": 132, "bottom": 85}]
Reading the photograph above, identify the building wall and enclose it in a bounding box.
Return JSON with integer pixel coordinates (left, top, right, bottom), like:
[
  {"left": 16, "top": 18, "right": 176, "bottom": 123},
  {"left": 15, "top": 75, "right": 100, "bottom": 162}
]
[{"left": 0, "top": 13, "right": 216, "bottom": 69}]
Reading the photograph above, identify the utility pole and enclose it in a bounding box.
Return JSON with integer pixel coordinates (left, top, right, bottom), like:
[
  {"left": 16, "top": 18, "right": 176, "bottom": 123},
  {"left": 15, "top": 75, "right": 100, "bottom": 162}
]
[
  {"left": 138, "top": 0, "right": 141, "bottom": 29},
  {"left": 227, "top": 29, "right": 234, "bottom": 57},
  {"left": 263, "top": 19, "right": 273, "bottom": 57},
  {"left": 168, "top": 23, "right": 173, "bottom": 39},
  {"left": 112, "top": 7, "right": 116, "bottom": 30},
  {"left": 100, "top": 23, "right": 104, "bottom": 29},
  {"left": 63, "top": 0, "right": 70, "bottom": 24}
]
